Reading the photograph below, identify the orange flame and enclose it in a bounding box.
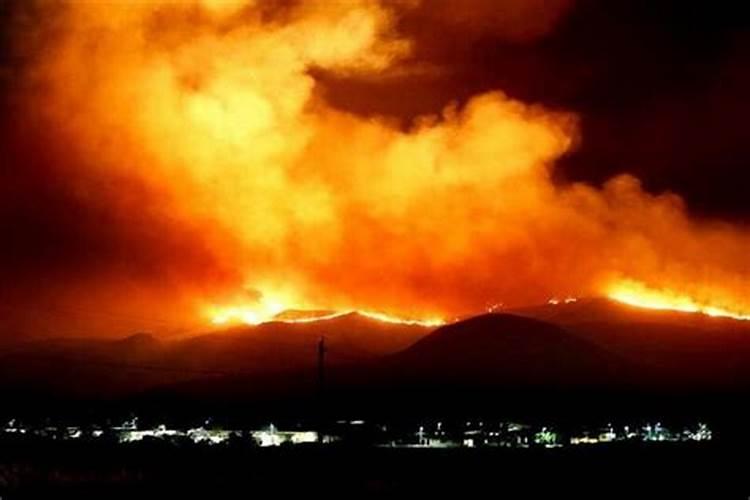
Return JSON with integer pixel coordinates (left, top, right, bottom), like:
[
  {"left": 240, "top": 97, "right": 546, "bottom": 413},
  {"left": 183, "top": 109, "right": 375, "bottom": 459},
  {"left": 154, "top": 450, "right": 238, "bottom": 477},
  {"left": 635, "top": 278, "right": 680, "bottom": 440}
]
[
  {"left": 607, "top": 280, "right": 750, "bottom": 321},
  {"left": 208, "top": 305, "right": 445, "bottom": 328}
]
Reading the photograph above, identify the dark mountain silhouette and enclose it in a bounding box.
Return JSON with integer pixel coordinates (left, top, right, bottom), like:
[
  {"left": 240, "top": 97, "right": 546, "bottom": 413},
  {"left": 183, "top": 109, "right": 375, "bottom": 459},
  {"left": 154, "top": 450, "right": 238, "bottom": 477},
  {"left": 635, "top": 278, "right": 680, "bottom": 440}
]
[
  {"left": 386, "top": 313, "right": 631, "bottom": 386},
  {"left": 0, "top": 333, "right": 169, "bottom": 398},
  {"left": 512, "top": 297, "right": 750, "bottom": 332},
  {"left": 512, "top": 298, "right": 750, "bottom": 388},
  {"left": 159, "top": 312, "right": 433, "bottom": 382},
  {"left": 0, "top": 312, "right": 434, "bottom": 399},
  {"left": 145, "top": 313, "right": 641, "bottom": 420},
  {"left": 6, "top": 301, "right": 750, "bottom": 422}
]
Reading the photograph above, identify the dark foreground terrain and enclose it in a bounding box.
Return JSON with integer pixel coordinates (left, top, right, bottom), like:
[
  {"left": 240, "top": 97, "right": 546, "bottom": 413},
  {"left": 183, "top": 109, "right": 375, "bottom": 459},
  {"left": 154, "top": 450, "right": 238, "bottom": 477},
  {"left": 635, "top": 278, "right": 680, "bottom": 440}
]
[
  {"left": 4, "top": 301, "right": 750, "bottom": 499},
  {"left": 0, "top": 439, "right": 747, "bottom": 500}
]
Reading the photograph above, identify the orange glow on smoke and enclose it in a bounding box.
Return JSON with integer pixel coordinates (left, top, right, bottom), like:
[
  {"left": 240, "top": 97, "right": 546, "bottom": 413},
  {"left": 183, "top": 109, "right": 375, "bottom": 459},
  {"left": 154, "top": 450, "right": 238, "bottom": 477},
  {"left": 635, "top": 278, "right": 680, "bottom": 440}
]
[
  {"left": 607, "top": 280, "right": 750, "bottom": 322},
  {"left": 13, "top": 0, "right": 750, "bottom": 334}
]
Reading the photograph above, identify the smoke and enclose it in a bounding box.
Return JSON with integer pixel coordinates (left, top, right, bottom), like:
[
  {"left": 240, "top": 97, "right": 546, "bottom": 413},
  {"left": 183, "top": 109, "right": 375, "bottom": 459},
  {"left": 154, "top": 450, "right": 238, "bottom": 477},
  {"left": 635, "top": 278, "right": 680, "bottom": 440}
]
[
  {"left": 2, "top": 0, "right": 750, "bottom": 335},
  {"left": 407, "top": 0, "right": 575, "bottom": 43}
]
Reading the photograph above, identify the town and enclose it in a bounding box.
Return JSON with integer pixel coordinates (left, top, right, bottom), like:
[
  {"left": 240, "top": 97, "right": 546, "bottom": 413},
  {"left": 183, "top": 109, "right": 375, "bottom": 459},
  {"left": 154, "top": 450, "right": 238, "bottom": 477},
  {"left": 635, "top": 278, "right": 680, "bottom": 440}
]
[{"left": 1, "top": 417, "right": 712, "bottom": 449}]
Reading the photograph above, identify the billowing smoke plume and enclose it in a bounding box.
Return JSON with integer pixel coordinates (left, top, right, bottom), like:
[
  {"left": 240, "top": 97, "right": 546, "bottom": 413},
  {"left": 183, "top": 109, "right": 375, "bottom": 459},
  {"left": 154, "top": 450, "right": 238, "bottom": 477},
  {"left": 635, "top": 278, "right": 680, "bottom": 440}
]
[{"left": 2, "top": 0, "right": 750, "bottom": 335}]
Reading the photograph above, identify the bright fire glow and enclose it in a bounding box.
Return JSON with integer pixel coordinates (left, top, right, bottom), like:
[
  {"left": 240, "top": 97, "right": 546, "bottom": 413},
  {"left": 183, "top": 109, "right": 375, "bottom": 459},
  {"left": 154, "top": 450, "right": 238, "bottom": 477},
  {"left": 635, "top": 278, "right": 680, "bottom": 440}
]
[
  {"left": 607, "top": 280, "right": 750, "bottom": 321},
  {"left": 16, "top": 0, "right": 750, "bottom": 336},
  {"left": 354, "top": 310, "right": 446, "bottom": 327},
  {"left": 547, "top": 297, "right": 578, "bottom": 305},
  {"left": 209, "top": 295, "right": 286, "bottom": 325},
  {"left": 209, "top": 305, "right": 445, "bottom": 328}
]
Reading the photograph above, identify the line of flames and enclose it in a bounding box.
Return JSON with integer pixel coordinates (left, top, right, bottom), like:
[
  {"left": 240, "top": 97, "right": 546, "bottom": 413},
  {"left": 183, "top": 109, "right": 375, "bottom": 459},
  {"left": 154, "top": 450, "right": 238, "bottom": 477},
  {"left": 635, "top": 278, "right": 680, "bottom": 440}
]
[
  {"left": 607, "top": 279, "right": 750, "bottom": 321},
  {"left": 209, "top": 280, "right": 750, "bottom": 329},
  {"left": 209, "top": 307, "right": 446, "bottom": 328}
]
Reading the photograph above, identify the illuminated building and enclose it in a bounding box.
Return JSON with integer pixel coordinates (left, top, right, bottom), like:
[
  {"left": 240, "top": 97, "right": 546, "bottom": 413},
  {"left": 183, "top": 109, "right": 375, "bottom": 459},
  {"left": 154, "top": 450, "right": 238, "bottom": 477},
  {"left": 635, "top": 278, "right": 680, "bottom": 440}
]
[
  {"left": 251, "top": 424, "right": 319, "bottom": 447},
  {"left": 119, "top": 424, "right": 181, "bottom": 443},
  {"left": 187, "top": 427, "right": 238, "bottom": 444}
]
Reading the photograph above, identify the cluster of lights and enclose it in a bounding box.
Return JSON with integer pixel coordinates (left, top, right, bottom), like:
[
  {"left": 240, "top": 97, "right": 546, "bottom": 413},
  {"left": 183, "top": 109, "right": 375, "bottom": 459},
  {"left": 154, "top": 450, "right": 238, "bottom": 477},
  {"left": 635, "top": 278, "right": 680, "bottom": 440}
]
[{"left": 3, "top": 418, "right": 712, "bottom": 447}]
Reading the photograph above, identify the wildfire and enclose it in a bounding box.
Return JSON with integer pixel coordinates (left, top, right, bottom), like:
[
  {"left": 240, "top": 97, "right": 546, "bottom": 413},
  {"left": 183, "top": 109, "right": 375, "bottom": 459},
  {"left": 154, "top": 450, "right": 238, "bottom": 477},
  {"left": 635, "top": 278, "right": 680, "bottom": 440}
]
[
  {"left": 353, "top": 311, "right": 446, "bottom": 327},
  {"left": 547, "top": 297, "right": 578, "bottom": 305},
  {"left": 208, "top": 305, "right": 445, "bottom": 328},
  {"left": 607, "top": 280, "right": 750, "bottom": 321},
  {"left": 14, "top": 0, "right": 750, "bottom": 336}
]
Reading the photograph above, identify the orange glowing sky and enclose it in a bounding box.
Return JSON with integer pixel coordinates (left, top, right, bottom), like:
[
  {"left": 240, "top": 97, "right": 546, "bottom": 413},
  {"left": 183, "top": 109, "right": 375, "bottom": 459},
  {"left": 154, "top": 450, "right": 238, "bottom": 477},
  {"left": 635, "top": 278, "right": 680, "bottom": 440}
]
[{"left": 3, "top": 0, "right": 750, "bottom": 334}]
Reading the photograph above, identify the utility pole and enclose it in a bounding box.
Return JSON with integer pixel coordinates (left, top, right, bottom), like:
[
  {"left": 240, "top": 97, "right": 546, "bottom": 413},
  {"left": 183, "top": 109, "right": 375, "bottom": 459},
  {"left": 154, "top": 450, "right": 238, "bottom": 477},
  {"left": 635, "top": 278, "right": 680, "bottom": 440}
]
[
  {"left": 316, "top": 336, "right": 327, "bottom": 440},
  {"left": 317, "top": 336, "right": 326, "bottom": 397}
]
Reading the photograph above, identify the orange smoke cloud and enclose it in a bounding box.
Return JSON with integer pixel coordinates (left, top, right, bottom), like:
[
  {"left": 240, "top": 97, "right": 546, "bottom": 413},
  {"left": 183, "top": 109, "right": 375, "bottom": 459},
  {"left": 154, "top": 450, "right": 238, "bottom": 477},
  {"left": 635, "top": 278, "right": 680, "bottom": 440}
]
[{"left": 8, "top": 0, "right": 750, "bottom": 331}]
